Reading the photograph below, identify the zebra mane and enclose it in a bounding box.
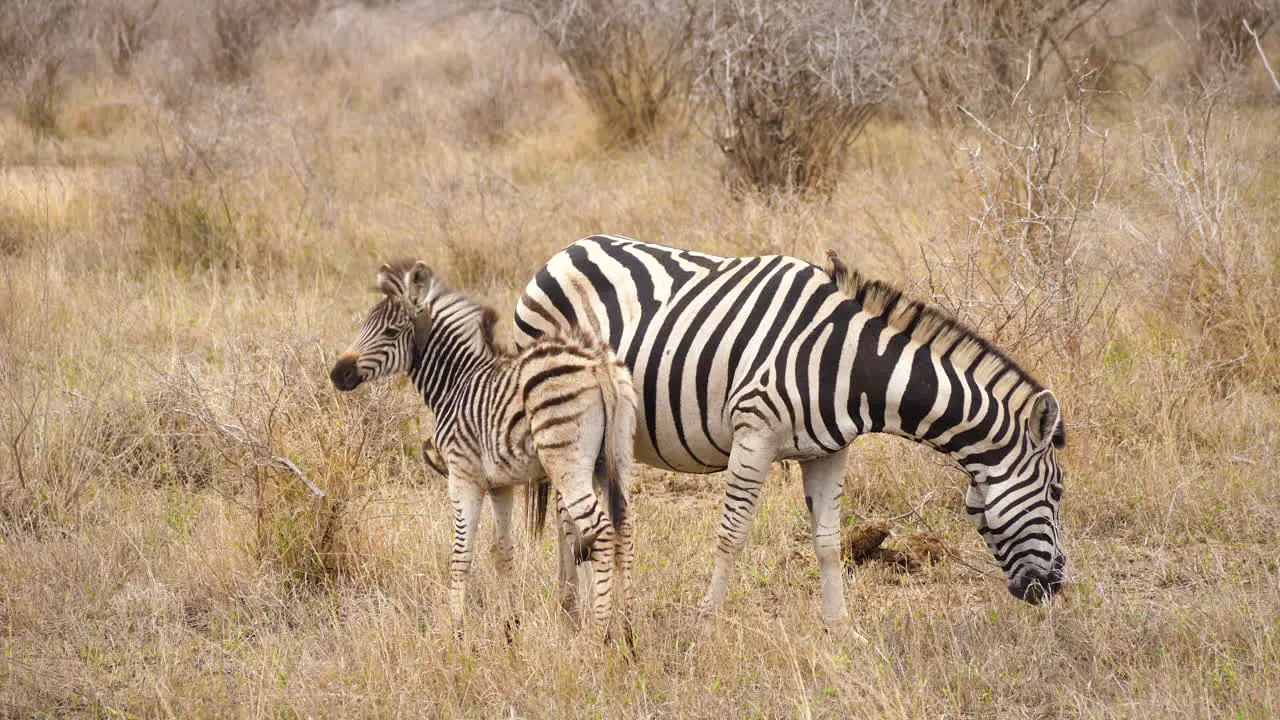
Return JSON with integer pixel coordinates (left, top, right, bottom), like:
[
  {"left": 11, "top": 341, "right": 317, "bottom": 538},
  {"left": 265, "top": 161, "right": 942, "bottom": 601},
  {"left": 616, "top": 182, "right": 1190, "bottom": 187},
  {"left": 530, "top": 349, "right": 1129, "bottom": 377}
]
[
  {"left": 431, "top": 286, "right": 509, "bottom": 357},
  {"left": 824, "top": 251, "right": 1062, "bottom": 445},
  {"left": 377, "top": 259, "right": 510, "bottom": 357}
]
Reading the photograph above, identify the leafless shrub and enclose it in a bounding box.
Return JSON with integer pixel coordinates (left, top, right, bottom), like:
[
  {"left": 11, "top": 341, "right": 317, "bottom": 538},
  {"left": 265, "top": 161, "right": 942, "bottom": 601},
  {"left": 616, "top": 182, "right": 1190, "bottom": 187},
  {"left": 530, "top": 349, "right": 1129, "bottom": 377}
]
[
  {"left": 0, "top": 0, "right": 84, "bottom": 137},
  {"left": 16, "top": 55, "right": 68, "bottom": 137},
  {"left": 697, "top": 0, "right": 906, "bottom": 198},
  {"left": 89, "top": 388, "right": 220, "bottom": 490},
  {"left": 912, "top": 0, "right": 1116, "bottom": 124},
  {"left": 0, "top": 204, "right": 31, "bottom": 257},
  {"left": 1144, "top": 96, "right": 1280, "bottom": 387},
  {"left": 1, "top": 370, "right": 103, "bottom": 537},
  {"left": 452, "top": 37, "right": 570, "bottom": 147},
  {"left": 212, "top": 0, "right": 323, "bottom": 83},
  {"left": 157, "top": 341, "right": 420, "bottom": 584},
  {"left": 1177, "top": 0, "right": 1277, "bottom": 90},
  {"left": 131, "top": 98, "right": 284, "bottom": 274},
  {"left": 422, "top": 170, "right": 536, "bottom": 290},
  {"left": 923, "top": 71, "right": 1116, "bottom": 368},
  {"left": 95, "top": 0, "right": 161, "bottom": 76},
  {"left": 138, "top": 185, "right": 264, "bottom": 272},
  {"left": 508, "top": 0, "right": 701, "bottom": 146}
]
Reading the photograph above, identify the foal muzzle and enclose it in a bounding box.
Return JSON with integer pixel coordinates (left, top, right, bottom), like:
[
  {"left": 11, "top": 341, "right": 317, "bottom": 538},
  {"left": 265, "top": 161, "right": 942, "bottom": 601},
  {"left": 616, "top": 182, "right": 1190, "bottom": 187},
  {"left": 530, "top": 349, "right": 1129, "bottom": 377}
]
[{"left": 329, "top": 355, "right": 363, "bottom": 391}]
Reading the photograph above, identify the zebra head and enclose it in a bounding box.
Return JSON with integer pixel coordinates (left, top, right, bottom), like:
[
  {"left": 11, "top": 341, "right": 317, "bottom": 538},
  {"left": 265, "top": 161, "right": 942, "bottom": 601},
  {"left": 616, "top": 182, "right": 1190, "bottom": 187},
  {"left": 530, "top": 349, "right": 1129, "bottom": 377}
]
[
  {"left": 330, "top": 261, "right": 434, "bottom": 392},
  {"left": 965, "top": 389, "right": 1067, "bottom": 604}
]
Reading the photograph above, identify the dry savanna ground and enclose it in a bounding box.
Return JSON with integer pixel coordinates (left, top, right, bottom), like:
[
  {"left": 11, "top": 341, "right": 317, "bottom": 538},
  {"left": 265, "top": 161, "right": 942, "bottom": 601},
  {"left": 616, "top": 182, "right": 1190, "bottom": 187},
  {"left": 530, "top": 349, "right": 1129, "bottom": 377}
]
[{"left": 2, "top": 1, "right": 1279, "bottom": 717}]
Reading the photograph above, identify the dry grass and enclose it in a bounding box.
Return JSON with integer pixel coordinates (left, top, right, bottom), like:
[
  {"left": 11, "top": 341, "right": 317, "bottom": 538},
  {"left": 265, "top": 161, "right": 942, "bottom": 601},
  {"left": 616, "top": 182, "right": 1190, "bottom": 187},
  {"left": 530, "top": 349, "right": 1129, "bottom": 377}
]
[{"left": 1, "top": 0, "right": 1278, "bottom": 717}]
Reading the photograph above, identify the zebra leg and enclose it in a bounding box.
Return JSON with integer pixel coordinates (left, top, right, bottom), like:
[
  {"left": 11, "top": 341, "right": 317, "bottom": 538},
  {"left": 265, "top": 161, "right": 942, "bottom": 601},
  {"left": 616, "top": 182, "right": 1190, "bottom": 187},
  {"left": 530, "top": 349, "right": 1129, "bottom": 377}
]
[
  {"left": 609, "top": 393, "right": 636, "bottom": 643},
  {"left": 616, "top": 511, "right": 636, "bottom": 646},
  {"left": 700, "top": 433, "right": 775, "bottom": 618},
  {"left": 554, "top": 489, "right": 582, "bottom": 622},
  {"left": 800, "top": 446, "right": 851, "bottom": 624},
  {"left": 559, "top": 477, "right": 617, "bottom": 633},
  {"left": 446, "top": 477, "right": 486, "bottom": 633},
  {"left": 539, "top": 450, "right": 616, "bottom": 633},
  {"left": 489, "top": 485, "right": 517, "bottom": 575},
  {"left": 488, "top": 485, "right": 520, "bottom": 638}
]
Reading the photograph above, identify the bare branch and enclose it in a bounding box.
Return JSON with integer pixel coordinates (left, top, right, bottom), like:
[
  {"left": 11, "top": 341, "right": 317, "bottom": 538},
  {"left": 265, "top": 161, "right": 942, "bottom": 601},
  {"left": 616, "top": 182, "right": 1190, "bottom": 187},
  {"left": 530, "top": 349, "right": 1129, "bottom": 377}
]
[
  {"left": 1243, "top": 18, "right": 1280, "bottom": 93},
  {"left": 272, "top": 455, "right": 326, "bottom": 499}
]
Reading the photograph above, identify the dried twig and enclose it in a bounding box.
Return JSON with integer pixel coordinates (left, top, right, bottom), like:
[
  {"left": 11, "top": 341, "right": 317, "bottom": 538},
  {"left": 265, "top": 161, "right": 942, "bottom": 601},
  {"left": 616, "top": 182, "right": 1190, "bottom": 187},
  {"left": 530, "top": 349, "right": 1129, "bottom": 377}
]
[
  {"left": 887, "top": 491, "right": 934, "bottom": 524},
  {"left": 3, "top": 385, "right": 44, "bottom": 490},
  {"left": 271, "top": 455, "right": 326, "bottom": 499},
  {"left": 1243, "top": 18, "right": 1280, "bottom": 94},
  {"left": 168, "top": 406, "right": 325, "bottom": 499}
]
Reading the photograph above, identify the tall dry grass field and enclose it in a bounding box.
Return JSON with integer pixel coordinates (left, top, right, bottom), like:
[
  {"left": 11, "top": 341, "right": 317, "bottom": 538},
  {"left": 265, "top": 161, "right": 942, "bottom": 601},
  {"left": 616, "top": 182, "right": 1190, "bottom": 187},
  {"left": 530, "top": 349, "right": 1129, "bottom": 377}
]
[{"left": 2, "top": 0, "right": 1278, "bottom": 717}]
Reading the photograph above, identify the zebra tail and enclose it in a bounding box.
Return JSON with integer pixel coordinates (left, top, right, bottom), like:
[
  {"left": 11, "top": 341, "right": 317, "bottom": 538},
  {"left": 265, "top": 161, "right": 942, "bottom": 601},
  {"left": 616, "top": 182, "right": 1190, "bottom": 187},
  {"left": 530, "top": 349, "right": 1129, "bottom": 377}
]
[
  {"left": 593, "top": 363, "right": 628, "bottom": 531},
  {"left": 525, "top": 481, "right": 551, "bottom": 539}
]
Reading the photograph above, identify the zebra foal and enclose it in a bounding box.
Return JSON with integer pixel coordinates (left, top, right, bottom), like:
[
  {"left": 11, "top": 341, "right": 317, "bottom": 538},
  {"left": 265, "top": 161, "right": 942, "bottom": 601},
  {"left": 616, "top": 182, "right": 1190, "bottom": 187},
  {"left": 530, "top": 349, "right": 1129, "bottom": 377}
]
[{"left": 330, "top": 260, "right": 637, "bottom": 634}]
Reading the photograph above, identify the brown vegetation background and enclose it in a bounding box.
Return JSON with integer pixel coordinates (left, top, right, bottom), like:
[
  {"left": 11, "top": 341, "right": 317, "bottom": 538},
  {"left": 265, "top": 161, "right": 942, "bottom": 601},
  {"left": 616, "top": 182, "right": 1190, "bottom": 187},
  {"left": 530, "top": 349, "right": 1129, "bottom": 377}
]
[{"left": 1, "top": 0, "right": 1278, "bottom": 716}]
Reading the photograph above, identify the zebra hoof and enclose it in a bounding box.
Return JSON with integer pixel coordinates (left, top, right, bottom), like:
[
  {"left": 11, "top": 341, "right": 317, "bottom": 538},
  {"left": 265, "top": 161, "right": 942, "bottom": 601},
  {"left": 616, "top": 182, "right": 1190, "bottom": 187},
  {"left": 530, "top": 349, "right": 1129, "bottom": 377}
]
[
  {"left": 623, "top": 618, "right": 638, "bottom": 656},
  {"left": 821, "top": 605, "right": 852, "bottom": 627},
  {"left": 696, "top": 594, "right": 720, "bottom": 619},
  {"left": 823, "top": 621, "right": 869, "bottom": 645},
  {"left": 503, "top": 614, "right": 522, "bottom": 646}
]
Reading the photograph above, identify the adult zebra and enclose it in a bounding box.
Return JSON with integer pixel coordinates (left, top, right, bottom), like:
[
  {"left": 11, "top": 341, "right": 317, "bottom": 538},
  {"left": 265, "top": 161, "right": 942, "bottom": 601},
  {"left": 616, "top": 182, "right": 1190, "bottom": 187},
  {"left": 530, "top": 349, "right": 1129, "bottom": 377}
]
[{"left": 514, "top": 235, "right": 1068, "bottom": 623}]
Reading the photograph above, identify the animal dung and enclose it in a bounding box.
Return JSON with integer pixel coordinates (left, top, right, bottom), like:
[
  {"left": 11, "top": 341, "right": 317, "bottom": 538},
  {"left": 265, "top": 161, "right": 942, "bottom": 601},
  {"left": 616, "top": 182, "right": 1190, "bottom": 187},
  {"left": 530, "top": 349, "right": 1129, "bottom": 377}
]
[
  {"left": 896, "top": 532, "right": 950, "bottom": 565},
  {"left": 842, "top": 522, "right": 950, "bottom": 574},
  {"left": 842, "top": 521, "right": 892, "bottom": 563}
]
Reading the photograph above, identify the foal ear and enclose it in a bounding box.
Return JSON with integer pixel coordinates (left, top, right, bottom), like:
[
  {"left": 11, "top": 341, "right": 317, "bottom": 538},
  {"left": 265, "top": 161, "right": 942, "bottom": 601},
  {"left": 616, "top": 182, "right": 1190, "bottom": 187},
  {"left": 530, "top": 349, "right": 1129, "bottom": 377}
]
[
  {"left": 376, "top": 264, "right": 401, "bottom": 297},
  {"left": 404, "top": 261, "right": 433, "bottom": 311},
  {"left": 1028, "top": 391, "right": 1064, "bottom": 449}
]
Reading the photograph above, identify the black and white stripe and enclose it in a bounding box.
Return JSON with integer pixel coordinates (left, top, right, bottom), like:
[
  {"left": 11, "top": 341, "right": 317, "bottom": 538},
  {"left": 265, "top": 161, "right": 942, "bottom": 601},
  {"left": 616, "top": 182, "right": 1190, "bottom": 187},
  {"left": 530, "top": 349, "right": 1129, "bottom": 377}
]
[
  {"left": 331, "top": 260, "right": 637, "bottom": 634},
  {"left": 515, "top": 235, "right": 1068, "bottom": 619}
]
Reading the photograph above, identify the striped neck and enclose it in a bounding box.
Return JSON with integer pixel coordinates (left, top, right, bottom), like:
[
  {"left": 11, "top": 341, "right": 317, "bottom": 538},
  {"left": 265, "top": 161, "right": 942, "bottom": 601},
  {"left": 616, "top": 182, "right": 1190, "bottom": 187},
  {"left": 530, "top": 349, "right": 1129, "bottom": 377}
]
[
  {"left": 904, "top": 348, "right": 1035, "bottom": 475},
  {"left": 410, "top": 301, "right": 503, "bottom": 414},
  {"left": 826, "top": 261, "right": 1047, "bottom": 477}
]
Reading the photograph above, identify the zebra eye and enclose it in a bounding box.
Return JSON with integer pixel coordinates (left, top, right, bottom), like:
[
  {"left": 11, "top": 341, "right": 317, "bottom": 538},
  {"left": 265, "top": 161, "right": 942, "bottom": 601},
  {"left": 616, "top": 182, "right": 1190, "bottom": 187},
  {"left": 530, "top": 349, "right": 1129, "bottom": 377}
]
[{"left": 382, "top": 327, "right": 400, "bottom": 338}]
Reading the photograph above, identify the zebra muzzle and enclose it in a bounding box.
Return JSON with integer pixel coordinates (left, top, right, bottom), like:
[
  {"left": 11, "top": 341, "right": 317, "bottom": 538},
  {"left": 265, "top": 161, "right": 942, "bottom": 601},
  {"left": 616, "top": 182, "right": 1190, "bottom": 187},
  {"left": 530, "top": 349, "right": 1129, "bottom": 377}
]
[
  {"left": 330, "top": 355, "right": 363, "bottom": 391},
  {"left": 1008, "top": 558, "right": 1067, "bottom": 604}
]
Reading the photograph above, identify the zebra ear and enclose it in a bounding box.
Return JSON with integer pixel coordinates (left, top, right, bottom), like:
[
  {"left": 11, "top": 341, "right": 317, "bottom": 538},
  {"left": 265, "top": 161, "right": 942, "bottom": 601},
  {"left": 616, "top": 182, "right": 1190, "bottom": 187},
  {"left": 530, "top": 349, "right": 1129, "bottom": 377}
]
[
  {"left": 376, "top": 264, "right": 400, "bottom": 297},
  {"left": 404, "top": 261, "right": 433, "bottom": 311},
  {"left": 1029, "top": 391, "right": 1064, "bottom": 449}
]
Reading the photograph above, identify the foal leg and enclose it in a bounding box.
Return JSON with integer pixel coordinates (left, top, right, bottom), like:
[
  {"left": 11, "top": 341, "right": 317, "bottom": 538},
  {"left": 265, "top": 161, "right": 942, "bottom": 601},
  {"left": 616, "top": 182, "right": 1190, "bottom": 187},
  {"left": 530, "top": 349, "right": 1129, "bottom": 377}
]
[
  {"left": 554, "top": 489, "right": 583, "bottom": 622},
  {"left": 610, "top": 411, "right": 636, "bottom": 642},
  {"left": 446, "top": 476, "right": 486, "bottom": 634},
  {"left": 488, "top": 485, "right": 520, "bottom": 638},
  {"left": 553, "top": 467, "right": 616, "bottom": 633},
  {"left": 615, "top": 511, "right": 636, "bottom": 646},
  {"left": 530, "top": 391, "right": 617, "bottom": 634},
  {"left": 538, "top": 439, "right": 616, "bottom": 632}
]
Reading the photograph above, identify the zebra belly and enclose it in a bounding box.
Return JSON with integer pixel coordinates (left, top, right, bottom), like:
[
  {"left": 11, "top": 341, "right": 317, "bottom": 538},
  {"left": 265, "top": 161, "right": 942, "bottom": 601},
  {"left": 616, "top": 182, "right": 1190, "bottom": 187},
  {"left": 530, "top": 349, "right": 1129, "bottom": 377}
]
[
  {"left": 632, "top": 420, "right": 730, "bottom": 473},
  {"left": 626, "top": 352, "right": 733, "bottom": 474}
]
